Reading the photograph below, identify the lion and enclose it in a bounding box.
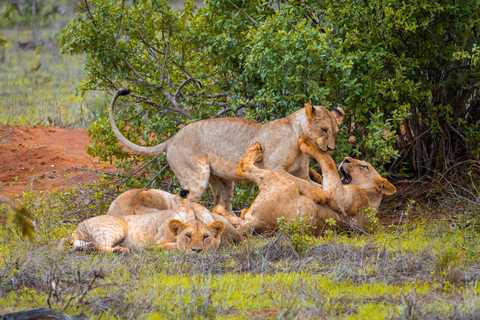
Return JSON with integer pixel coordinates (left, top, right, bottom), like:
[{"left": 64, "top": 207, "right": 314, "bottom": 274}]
[
  {"left": 67, "top": 203, "right": 242, "bottom": 253},
  {"left": 107, "top": 188, "right": 190, "bottom": 217},
  {"left": 108, "top": 89, "right": 344, "bottom": 213},
  {"left": 297, "top": 136, "right": 396, "bottom": 227},
  {"left": 218, "top": 140, "right": 395, "bottom": 234}
]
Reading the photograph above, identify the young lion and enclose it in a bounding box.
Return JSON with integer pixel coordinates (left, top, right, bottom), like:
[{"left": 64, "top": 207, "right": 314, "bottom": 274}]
[
  {"left": 109, "top": 89, "right": 344, "bottom": 213},
  {"left": 107, "top": 188, "right": 190, "bottom": 217},
  {"left": 297, "top": 136, "right": 396, "bottom": 227},
  {"left": 68, "top": 203, "right": 241, "bottom": 253},
  {"left": 220, "top": 140, "right": 395, "bottom": 234}
]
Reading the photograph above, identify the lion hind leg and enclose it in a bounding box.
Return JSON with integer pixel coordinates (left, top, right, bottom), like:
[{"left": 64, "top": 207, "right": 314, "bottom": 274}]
[
  {"left": 72, "top": 216, "right": 128, "bottom": 254},
  {"left": 209, "top": 176, "right": 235, "bottom": 214},
  {"left": 212, "top": 204, "right": 242, "bottom": 226},
  {"left": 171, "top": 158, "right": 211, "bottom": 203},
  {"left": 237, "top": 216, "right": 271, "bottom": 235}
]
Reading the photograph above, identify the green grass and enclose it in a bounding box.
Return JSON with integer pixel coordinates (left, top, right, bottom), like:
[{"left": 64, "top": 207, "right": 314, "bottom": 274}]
[
  {"left": 0, "top": 28, "right": 108, "bottom": 128},
  {"left": 1, "top": 184, "right": 480, "bottom": 319}
]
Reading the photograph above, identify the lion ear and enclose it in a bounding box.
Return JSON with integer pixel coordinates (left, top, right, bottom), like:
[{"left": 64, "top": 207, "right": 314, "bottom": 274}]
[
  {"left": 375, "top": 176, "right": 396, "bottom": 195},
  {"left": 332, "top": 107, "right": 344, "bottom": 125},
  {"left": 168, "top": 219, "right": 186, "bottom": 236},
  {"left": 305, "top": 103, "right": 316, "bottom": 120},
  {"left": 207, "top": 221, "right": 225, "bottom": 238}
]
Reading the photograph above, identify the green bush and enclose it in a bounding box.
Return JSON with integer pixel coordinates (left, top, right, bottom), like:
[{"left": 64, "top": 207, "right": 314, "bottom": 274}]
[
  {"left": 277, "top": 217, "right": 316, "bottom": 253},
  {"left": 58, "top": 0, "right": 480, "bottom": 178}
]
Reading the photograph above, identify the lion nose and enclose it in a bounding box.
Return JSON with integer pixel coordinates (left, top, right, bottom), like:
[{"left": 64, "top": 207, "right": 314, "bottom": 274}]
[
  {"left": 343, "top": 158, "right": 351, "bottom": 163},
  {"left": 192, "top": 248, "right": 203, "bottom": 253}
]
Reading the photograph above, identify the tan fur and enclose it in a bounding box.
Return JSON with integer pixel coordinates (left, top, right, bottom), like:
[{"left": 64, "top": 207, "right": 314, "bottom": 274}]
[
  {"left": 298, "top": 135, "right": 396, "bottom": 226},
  {"left": 308, "top": 168, "right": 323, "bottom": 184},
  {"left": 233, "top": 141, "right": 396, "bottom": 234},
  {"left": 107, "top": 188, "right": 189, "bottom": 217},
  {"left": 109, "top": 90, "right": 345, "bottom": 213},
  {"left": 69, "top": 203, "right": 241, "bottom": 253}
]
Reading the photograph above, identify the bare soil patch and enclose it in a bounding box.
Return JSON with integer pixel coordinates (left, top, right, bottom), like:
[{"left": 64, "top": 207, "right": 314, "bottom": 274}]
[{"left": 0, "top": 124, "right": 115, "bottom": 197}]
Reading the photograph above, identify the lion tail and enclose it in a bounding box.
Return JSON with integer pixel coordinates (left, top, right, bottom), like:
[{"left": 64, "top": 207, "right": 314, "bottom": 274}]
[{"left": 109, "top": 89, "right": 169, "bottom": 155}]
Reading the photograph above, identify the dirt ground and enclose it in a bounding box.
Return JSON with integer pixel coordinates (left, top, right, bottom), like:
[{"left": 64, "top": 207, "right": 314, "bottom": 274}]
[{"left": 0, "top": 124, "right": 115, "bottom": 197}]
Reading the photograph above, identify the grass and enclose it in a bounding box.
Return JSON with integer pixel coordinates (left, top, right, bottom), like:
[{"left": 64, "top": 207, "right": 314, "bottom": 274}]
[
  {"left": 0, "top": 28, "right": 109, "bottom": 128},
  {"left": 0, "top": 181, "right": 480, "bottom": 319}
]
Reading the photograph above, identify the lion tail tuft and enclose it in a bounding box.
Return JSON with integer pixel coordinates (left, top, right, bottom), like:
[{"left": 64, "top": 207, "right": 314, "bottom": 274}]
[
  {"left": 118, "top": 88, "right": 131, "bottom": 96},
  {"left": 179, "top": 189, "right": 190, "bottom": 198}
]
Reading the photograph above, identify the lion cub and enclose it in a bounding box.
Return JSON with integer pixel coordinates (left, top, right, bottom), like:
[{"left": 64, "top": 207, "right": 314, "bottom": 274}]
[
  {"left": 225, "top": 140, "right": 395, "bottom": 234},
  {"left": 68, "top": 202, "right": 241, "bottom": 253},
  {"left": 298, "top": 135, "right": 396, "bottom": 227},
  {"left": 107, "top": 188, "right": 190, "bottom": 216}
]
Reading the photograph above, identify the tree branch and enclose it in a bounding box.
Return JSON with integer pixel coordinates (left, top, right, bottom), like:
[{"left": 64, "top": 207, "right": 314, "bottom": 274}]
[
  {"left": 174, "top": 77, "right": 194, "bottom": 98},
  {"left": 227, "top": 0, "right": 257, "bottom": 24}
]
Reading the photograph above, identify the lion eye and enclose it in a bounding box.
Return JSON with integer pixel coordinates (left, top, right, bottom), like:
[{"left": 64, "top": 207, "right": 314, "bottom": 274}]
[
  {"left": 361, "top": 165, "right": 369, "bottom": 170},
  {"left": 322, "top": 128, "right": 328, "bottom": 134},
  {"left": 203, "top": 235, "right": 209, "bottom": 240},
  {"left": 185, "top": 234, "right": 192, "bottom": 239}
]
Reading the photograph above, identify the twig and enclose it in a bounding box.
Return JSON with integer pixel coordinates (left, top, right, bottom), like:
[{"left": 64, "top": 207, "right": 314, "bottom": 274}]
[
  {"left": 143, "top": 164, "right": 169, "bottom": 188},
  {"left": 227, "top": 0, "right": 257, "bottom": 24},
  {"left": 160, "top": 22, "right": 170, "bottom": 87},
  {"left": 174, "top": 77, "right": 194, "bottom": 98}
]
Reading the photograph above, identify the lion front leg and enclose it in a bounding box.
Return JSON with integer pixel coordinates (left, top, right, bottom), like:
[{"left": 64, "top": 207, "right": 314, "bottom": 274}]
[
  {"left": 155, "top": 238, "right": 180, "bottom": 251},
  {"left": 298, "top": 136, "right": 344, "bottom": 198}
]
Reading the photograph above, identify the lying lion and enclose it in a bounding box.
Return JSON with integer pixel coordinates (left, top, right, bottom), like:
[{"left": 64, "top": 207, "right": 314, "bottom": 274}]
[
  {"left": 297, "top": 136, "right": 396, "bottom": 227},
  {"left": 107, "top": 188, "right": 190, "bottom": 216},
  {"left": 109, "top": 89, "right": 344, "bottom": 213},
  {"left": 217, "top": 140, "right": 395, "bottom": 234},
  {"left": 67, "top": 203, "right": 241, "bottom": 253}
]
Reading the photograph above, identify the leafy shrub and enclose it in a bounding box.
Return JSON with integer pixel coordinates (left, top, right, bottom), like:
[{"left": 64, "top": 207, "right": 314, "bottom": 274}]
[
  {"left": 277, "top": 217, "right": 316, "bottom": 254},
  {"left": 58, "top": 0, "right": 480, "bottom": 181}
]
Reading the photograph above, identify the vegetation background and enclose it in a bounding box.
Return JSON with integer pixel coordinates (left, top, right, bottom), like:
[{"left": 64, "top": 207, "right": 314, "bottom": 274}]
[{"left": 0, "top": 0, "right": 480, "bottom": 319}]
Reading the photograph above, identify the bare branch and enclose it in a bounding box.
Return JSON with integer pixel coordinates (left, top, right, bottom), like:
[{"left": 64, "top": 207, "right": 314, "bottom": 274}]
[
  {"left": 462, "top": 82, "right": 480, "bottom": 91},
  {"left": 124, "top": 58, "right": 154, "bottom": 86},
  {"left": 115, "top": 0, "right": 126, "bottom": 43},
  {"left": 174, "top": 77, "right": 194, "bottom": 98},
  {"left": 203, "top": 93, "right": 232, "bottom": 99},
  {"left": 210, "top": 105, "right": 244, "bottom": 118},
  {"left": 129, "top": 92, "right": 194, "bottom": 120},
  {"left": 123, "top": 60, "right": 194, "bottom": 119},
  {"left": 160, "top": 22, "right": 170, "bottom": 87},
  {"left": 227, "top": 0, "right": 257, "bottom": 24}
]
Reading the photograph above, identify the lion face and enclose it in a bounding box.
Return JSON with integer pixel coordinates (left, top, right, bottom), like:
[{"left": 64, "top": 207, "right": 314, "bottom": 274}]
[
  {"left": 302, "top": 104, "right": 344, "bottom": 153},
  {"left": 168, "top": 219, "right": 225, "bottom": 252},
  {"left": 339, "top": 157, "right": 396, "bottom": 195}
]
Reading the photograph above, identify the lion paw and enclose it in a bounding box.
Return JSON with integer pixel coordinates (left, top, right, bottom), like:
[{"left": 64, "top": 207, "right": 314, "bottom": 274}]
[
  {"left": 112, "top": 247, "right": 130, "bottom": 254},
  {"left": 298, "top": 136, "right": 322, "bottom": 155},
  {"left": 71, "top": 241, "right": 97, "bottom": 253},
  {"left": 245, "top": 142, "right": 263, "bottom": 163},
  {"left": 306, "top": 187, "right": 330, "bottom": 204}
]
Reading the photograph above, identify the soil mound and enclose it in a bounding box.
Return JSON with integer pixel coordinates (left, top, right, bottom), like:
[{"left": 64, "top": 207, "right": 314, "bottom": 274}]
[{"left": 0, "top": 125, "right": 115, "bottom": 197}]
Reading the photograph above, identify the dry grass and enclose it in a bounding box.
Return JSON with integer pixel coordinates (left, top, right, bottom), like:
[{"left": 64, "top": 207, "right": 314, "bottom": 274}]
[
  {"left": 1, "top": 177, "right": 480, "bottom": 319},
  {"left": 0, "top": 28, "right": 109, "bottom": 128}
]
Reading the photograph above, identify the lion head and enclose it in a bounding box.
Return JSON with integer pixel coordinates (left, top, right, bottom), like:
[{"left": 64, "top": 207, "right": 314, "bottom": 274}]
[
  {"left": 168, "top": 219, "right": 225, "bottom": 252},
  {"left": 302, "top": 103, "right": 344, "bottom": 153},
  {"left": 339, "top": 157, "right": 396, "bottom": 195}
]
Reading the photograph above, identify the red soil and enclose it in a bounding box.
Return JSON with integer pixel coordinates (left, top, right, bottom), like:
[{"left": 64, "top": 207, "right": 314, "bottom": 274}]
[{"left": 0, "top": 124, "right": 115, "bottom": 198}]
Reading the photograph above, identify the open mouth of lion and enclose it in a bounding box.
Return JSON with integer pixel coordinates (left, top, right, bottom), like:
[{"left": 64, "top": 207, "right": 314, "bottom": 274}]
[{"left": 340, "top": 167, "right": 352, "bottom": 185}]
